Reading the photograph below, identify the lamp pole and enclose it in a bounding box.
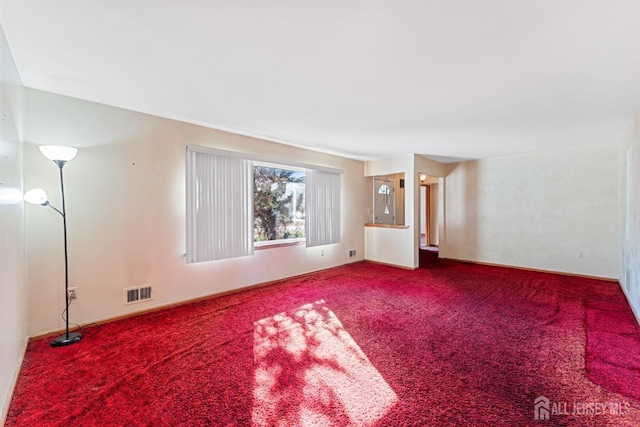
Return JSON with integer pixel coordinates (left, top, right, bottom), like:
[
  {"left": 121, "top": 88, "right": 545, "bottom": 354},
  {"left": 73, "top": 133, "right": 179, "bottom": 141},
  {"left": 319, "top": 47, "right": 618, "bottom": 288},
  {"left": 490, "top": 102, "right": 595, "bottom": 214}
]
[{"left": 50, "top": 159, "right": 82, "bottom": 347}]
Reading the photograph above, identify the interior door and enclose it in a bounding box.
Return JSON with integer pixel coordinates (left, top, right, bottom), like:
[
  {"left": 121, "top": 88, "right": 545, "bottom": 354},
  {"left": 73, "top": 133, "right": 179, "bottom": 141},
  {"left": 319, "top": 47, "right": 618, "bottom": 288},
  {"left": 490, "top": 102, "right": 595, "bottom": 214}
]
[{"left": 374, "top": 178, "right": 395, "bottom": 224}]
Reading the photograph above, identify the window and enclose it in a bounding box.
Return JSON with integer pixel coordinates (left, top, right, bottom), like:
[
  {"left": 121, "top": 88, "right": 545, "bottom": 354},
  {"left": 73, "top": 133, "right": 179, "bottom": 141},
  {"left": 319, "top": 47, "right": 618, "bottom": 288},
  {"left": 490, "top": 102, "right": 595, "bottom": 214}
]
[
  {"left": 254, "top": 165, "right": 305, "bottom": 244},
  {"left": 186, "top": 145, "right": 342, "bottom": 263}
]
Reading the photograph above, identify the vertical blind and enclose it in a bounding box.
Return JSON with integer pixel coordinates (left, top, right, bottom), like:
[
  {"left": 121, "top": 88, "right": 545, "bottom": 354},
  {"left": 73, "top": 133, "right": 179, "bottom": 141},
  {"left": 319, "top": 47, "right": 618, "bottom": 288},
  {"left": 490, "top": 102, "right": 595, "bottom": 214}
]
[
  {"left": 305, "top": 169, "right": 341, "bottom": 247},
  {"left": 186, "top": 148, "right": 254, "bottom": 263},
  {"left": 186, "top": 145, "right": 342, "bottom": 263}
]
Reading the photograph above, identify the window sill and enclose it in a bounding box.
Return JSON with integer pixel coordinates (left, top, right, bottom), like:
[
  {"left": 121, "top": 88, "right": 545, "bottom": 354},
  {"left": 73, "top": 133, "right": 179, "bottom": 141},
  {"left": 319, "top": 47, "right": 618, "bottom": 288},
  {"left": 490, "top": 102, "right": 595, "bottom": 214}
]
[{"left": 255, "top": 238, "right": 305, "bottom": 250}]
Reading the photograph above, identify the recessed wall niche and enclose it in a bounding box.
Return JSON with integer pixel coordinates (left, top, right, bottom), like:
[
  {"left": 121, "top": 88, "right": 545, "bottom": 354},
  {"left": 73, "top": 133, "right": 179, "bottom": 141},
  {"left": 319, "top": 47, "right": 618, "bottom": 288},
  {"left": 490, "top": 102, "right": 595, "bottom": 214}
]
[{"left": 372, "top": 173, "right": 405, "bottom": 225}]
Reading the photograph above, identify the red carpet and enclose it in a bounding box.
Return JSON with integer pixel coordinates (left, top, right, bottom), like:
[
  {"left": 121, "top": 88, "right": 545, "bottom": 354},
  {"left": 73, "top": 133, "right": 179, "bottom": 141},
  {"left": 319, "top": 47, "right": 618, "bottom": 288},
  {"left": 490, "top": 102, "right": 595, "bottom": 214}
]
[{"left": 6, "top": 261, "right": 640, "bottom": 426}]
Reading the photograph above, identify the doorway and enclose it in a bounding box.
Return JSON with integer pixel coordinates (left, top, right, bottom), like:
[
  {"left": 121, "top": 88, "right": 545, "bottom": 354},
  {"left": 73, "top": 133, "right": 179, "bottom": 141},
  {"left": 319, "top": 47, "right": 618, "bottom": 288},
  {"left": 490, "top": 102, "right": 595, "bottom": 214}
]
[{"left": 419, "top": 174, "right": 440, "bottom": 267}]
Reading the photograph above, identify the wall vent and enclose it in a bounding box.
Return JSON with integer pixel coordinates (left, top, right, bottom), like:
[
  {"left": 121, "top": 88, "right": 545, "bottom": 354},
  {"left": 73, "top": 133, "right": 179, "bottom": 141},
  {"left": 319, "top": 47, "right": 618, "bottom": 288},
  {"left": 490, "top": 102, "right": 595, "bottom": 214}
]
[{"left": 125, "top": 285, "right": 153, "bottom": 305}]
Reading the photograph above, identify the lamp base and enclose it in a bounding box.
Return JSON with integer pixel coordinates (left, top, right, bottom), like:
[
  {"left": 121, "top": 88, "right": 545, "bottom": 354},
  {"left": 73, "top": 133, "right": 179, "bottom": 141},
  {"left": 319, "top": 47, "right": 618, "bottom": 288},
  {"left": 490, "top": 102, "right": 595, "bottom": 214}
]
[{"left": 50, "top": 331, "right": 83, "bottom": 347}]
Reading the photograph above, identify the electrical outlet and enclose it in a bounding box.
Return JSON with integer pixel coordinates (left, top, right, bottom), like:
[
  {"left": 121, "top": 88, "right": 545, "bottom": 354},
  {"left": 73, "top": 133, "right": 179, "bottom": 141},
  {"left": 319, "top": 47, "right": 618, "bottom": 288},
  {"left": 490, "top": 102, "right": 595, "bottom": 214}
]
[{"left": 68, "top": 287, "right": 77, "bottom": 301}]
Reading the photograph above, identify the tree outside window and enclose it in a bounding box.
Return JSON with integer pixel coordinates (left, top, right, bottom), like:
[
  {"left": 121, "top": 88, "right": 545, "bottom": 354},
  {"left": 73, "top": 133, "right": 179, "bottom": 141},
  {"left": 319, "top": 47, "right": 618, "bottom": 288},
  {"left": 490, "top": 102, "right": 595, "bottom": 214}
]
[{"left": 254, "top": 166, "right": 305, "bottom": 242}]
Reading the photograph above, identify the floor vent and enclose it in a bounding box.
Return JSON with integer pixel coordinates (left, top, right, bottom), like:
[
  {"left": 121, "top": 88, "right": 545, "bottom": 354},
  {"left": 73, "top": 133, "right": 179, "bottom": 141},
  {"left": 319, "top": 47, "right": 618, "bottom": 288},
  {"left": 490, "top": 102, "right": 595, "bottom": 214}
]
[{"left": 125, "top": 285, "right": 153, "bottom": 305}]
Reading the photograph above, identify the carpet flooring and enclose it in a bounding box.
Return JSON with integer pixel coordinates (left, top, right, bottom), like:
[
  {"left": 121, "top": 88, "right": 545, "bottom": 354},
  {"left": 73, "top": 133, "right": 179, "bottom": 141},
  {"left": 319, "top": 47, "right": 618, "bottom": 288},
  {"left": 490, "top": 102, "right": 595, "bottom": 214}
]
[{"left": 5, "top": 261, "right": 640, "bottom": 426}]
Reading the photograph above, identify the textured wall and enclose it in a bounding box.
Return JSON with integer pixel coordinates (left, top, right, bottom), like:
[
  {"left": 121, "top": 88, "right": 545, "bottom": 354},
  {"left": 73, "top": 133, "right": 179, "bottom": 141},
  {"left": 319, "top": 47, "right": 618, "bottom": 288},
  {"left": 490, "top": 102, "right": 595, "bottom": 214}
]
[
  {"left": 0, "top": 24, "right": 26, "bottom": 423},
  {"left": 445, "top": 145, "right": 620, "bottom": 278},
  {"left": 621, "top": 113, "right": 640, "bottom": 324}
]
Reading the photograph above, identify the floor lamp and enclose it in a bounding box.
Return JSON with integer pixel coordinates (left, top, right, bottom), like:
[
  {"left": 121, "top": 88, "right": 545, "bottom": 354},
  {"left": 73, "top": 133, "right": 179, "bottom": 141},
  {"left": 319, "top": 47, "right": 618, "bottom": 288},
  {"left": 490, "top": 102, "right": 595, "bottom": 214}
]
[{"left": 24, "top": 145, "right": 82, "bottom": 347}]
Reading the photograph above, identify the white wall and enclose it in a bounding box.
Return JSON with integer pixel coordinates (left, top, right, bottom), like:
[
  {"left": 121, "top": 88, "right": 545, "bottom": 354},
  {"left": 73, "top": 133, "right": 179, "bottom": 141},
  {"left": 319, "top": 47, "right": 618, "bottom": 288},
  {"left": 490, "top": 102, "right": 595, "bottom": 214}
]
[
  {"left": 392, "top": 173, "right": 405, "bottom": 225},
  {"left": 419, "top": 176, "right": 440, "bottom": 239},
  {"left": 23, "top": 89, "right": 369, "bottom": 336},
  {"left": 621, "top": 112, "right": 640, "bottom": 324},
  {"left": 429, "top": 183, "right": 439, "bottom": 246},
  {"left": 0, "top": 24, "right": 27, "bottom": 424},
  {"left": 420, "top": 186, "right": 426, "bottom": 234},
  {"left": 445, "top": 145, "right": 620, "bottom": 278}
]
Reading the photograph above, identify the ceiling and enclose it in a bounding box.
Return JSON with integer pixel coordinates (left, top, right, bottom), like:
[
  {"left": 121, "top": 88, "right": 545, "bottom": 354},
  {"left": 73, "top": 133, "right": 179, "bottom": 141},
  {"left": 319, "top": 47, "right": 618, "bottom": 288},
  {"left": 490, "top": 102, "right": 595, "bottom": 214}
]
[{"left": 1, "top": 1, "right": 639, "bottom": 162}]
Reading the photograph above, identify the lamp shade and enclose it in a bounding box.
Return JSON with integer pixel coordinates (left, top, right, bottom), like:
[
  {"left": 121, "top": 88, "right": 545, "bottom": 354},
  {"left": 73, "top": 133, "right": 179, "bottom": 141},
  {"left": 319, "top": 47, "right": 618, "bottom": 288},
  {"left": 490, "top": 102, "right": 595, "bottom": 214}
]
[
  {"left": 24, "top": 188, "right": 49, "bottom": 205},
  {"left": 39, "top": 145, "right": 78, "bottom": 162}
]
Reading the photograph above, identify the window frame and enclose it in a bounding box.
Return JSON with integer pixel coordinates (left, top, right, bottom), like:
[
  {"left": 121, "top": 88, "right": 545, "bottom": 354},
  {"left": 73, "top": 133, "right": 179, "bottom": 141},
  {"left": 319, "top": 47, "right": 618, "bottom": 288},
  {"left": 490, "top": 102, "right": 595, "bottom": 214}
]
[{"left": 253, "top": 161, "right": 307, "bottom": 248}]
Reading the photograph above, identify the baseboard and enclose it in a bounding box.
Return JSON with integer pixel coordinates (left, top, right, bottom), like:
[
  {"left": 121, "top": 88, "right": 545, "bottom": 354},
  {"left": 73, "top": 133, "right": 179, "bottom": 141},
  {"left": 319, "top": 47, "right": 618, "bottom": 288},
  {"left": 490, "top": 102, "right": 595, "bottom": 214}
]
[
  {"left": 441, "top": 257, "right": 619, "bottom": 282},
  {"left": 30, "top": 260, "right": 367, "bottom": 341},
  {"left": 1, "top": 337, "right": 28, "bottom": 425},
  {"left": 364, "top": 259, "right": 417, "bottom": 270}
]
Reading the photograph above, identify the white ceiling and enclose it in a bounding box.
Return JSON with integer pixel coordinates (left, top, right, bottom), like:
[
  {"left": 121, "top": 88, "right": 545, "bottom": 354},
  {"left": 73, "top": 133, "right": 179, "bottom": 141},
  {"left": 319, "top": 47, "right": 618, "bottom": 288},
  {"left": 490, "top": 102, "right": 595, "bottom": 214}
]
[{"left": 1, "top": 1, "right": 639, "bottom": 162}]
